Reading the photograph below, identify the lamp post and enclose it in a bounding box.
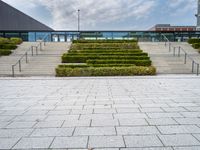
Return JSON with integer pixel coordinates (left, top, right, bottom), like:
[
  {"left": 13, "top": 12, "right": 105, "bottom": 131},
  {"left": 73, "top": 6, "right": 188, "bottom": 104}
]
[{"left": 78, "top": 9, "right": 80, "bottom": 32}]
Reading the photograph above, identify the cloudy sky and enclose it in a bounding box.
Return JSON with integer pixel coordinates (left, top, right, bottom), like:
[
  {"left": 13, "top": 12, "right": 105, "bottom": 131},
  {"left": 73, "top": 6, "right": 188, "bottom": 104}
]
[{"left": 1, "top": 0, "right": 198, "bottom": 30}]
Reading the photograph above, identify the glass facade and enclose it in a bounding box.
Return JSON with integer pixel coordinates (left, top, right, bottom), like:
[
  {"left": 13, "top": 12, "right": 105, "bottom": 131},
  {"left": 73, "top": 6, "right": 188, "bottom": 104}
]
[{"left": 1, "top": 31, "right": 200, "bottom": 42}]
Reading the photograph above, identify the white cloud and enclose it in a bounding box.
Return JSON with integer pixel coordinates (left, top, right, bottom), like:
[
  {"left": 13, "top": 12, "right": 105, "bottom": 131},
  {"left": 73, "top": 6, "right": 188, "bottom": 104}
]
[{"left": 3, "top": 0, "right": 156, "bottom": 30}]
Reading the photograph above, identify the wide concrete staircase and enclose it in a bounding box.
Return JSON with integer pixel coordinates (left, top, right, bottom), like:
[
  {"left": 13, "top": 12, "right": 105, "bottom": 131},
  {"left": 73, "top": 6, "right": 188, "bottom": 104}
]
[
  {"left": 139, "top": 42, "right": 200, "bottom": 74},
  {"left": 0, "top": 42, "right": 71, "bottom": 77}
]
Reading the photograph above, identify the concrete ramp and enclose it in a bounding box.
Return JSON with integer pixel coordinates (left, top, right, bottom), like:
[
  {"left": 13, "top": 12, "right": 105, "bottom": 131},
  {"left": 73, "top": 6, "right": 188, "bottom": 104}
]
[{"left": 139, "top": 42, "right": 200, "bottom": 74}]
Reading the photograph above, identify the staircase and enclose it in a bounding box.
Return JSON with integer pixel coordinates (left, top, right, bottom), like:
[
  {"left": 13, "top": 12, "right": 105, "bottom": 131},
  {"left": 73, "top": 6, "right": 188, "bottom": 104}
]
[
  {"left": 0, "top": 42, "right": 71, "bottom": 77},
  {"left": 139, "top": 42, "right": 200, "bottom": 74}
]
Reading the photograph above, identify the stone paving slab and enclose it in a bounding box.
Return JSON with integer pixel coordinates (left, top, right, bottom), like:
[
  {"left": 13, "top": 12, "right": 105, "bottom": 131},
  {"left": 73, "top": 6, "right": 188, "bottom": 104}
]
[{"left": 0, "top": 76, "right": 200, "bottom": 149}]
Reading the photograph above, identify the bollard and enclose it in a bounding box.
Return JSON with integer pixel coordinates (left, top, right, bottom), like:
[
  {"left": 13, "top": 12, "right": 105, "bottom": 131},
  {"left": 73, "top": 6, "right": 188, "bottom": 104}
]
[
  {"left": 169, "top": 43, "right": 171, "bottom": 52},
  {"left": 197, "top": 64, "right": 199, "bottom": 76}
]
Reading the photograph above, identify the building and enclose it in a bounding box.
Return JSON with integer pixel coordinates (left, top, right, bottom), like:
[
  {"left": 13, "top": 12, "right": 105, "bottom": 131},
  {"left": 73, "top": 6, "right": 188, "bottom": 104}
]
[
  {"left": 149, "top": 24, "right": 196, "bottom": 32},
  {"left": 196, "top": 0, "right": 200, "bottom": 30},
  {"left": 1, "top": 0, "right": 200, "bottom": 42}
]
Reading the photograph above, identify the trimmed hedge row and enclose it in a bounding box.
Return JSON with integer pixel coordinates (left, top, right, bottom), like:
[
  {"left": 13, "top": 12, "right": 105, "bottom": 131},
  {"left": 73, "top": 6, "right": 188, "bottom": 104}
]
[
  {"left": 0, "top": 44, "right": 17, "bottom": 49},
  {"left": 70, "top": 50, "right": 143, "bottom": 53},
  {"left": 73, "top": 39, "right": 138, "bottom": 43},
  {"left": 62, "top": 56, "right": 150, "bottom": 63},
  {"left": 71, "top": 43, "right": 139, "bottom": 49},
  {"left": 59, "top": 64, "right": 136, "bottom": 68},
  {"left": 188, "top": 39, "right": 200, "bottom": 44},
  {"left": 0, "top": 37, "right": 22, "bottom": 45},
  {"left": 0, "top": 49, "right": 12, "bottom": 56},
  {"left": 66, "top": 53, "right": 148, "bottom": 56},
  {"left": 192, "top": 43, "right": 200, "bottom": 49},
  {"left": 87, "top": 60, "right": 152, "bottom": 66},
  {"left": 56, "top": 66, "right": 156, "bottom": 77}
]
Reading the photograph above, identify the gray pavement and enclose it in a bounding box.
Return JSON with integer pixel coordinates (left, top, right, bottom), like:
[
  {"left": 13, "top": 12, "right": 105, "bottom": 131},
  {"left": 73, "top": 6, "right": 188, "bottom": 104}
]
[{"left": 0, "top": 75, "right": 200, "bottom": 149}]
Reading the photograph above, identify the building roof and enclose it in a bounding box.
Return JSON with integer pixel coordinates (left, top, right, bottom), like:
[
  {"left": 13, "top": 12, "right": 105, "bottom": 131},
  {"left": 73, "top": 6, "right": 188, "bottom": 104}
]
[{"left": 0, "top": 0, "right": 53, "bottom": 31}]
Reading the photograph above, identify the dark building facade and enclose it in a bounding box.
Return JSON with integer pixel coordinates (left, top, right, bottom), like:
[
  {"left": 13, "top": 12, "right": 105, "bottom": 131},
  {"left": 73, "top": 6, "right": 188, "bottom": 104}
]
[{"left": 0, "top": 0, "right": 53, "bottom": 31}]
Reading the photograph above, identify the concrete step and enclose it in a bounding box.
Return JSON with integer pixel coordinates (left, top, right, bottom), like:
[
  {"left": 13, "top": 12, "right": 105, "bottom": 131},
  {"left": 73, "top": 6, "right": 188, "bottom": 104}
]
[{"left": 139, "top": 42, "right": 200, "bottom": 74}]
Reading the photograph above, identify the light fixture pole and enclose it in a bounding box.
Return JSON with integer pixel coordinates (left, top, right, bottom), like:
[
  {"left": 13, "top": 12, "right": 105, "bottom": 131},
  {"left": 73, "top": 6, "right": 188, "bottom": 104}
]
[{"left": 78, "top": 9, "right": 80, "bottom": 32}]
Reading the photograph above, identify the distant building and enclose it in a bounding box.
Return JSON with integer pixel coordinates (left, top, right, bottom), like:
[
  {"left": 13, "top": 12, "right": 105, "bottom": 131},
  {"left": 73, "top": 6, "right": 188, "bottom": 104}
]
[
  {"left": 196, "top": 0, "right": 200, "bottom": 30},
  {"left": 149, "top": 24, "right": 196, "bottom": 32}
]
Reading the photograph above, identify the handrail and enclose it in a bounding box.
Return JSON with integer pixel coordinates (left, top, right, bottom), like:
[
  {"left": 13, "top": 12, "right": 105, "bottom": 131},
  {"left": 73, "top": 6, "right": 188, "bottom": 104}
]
[
  {"left": 11, "top": 34, "right": 49, "bottom": 77},
  {"left": 161, "top": 34, "right": 200, "bottom": 75}
]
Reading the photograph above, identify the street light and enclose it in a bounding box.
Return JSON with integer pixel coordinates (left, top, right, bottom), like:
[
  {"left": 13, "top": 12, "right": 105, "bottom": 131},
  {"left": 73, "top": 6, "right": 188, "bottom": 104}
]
[{"left": 78, "top": 9, "right": 80, "bottom": 32}]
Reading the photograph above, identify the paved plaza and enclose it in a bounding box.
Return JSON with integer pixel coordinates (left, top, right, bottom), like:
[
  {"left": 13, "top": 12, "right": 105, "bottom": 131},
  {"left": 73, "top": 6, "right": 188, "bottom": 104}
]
[{"left": 0, "top": 76, "right": 200, "bottom": 149}]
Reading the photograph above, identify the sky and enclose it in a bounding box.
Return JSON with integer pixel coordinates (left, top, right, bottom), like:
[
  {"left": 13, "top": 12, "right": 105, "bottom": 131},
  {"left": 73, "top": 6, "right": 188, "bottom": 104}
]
[{"left": 1, "top": 0, "right": 198, "bottom": 30}]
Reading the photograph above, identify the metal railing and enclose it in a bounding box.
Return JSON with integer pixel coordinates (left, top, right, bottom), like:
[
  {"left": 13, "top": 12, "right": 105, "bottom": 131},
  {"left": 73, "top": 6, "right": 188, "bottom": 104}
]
[
  {"left": 11, "top": 34, "right": 49, "bottom": 77},
  {"left": 162, "top": 34, "right": 200, "bottom": 75}
]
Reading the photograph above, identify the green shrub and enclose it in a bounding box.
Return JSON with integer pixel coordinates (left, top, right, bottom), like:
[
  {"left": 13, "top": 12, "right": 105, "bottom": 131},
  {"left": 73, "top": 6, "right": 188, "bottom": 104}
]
[
  {"left": 0, "top": 44, "right": 17, "bottom": 49},
  {"left": 87, "top": 60, "right": 152, "bottom": 66},
  {"left": 56, "top": 66, "right": 156, "bottom": 77},
  {"left": 62, "top": 55, "right": 150, "bottom": 63},
  {"left": 10, "top": 38, "right": 23, "bottom": 44},
  {"left": 71, "top": 43, "right": 139, "bottom": 50},
  {"left": 192, "top": 43, "right": 200, "bottom": 49},
  {"left": 73, "top": 39, "right": 138, "bottom": 43},
  {"left": 66, "top": 53, "right": 148, "bottom": 56},
  {"left": 0, "top": 49, "right": 12, "bottom": 56},
  {"left": 0, "top": 38, "right": 10, "bottom": 44},
  {"left": 188, "top": 39, "right": 200, "bottom": 44},
  {"left": 70, "top": 50, "right": 143, "bottom": 53},
  {"left": 58, "top": 64, "right": 136, "bottom": 68}
]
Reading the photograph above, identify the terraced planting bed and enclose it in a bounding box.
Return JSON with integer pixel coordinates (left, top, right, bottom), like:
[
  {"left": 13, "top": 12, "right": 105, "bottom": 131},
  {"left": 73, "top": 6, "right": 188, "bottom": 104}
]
[
  {"left": 56, "top": 40, "right": 156, "bottom": 76},
  {"left": 0, "top": 37, "right": 22, "bottom": 56}
]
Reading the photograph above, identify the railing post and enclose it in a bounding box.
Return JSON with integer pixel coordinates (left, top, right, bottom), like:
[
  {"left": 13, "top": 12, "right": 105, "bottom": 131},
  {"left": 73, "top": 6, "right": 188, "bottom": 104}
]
[
  {"left": 31, "top": 46, "right": 34, "bottom": 56},
  {"left": 173, "top": 47, "right": 176, "bottom": 56},
  {"left": 184, "top": 53, "right": 187, "bottom": 64},
  {"left": 25, "top": 52, "right": 28, "bottom": 63},
  {"left": 178, "top": 46, "right": 181, "bottom": 57},
  {"left": 12, "top": 65, "right": 15, "bottom": 77},
  {"left": 192, "top": 61, "right": 195, "bottom": 73},
  {"left": 197, "top": 64, "right": 199, "bottom": 76},
  {"left": 19, "top": 60, "right": 21, "bottom": 72},
  {"left": 36, "top": 47, "right": 38, "bottom": 55},
  {"left": 169, "top": 43, "right": 171, "bottom": 52},
  {"left": 40, "top": 42, "right": 42, "bottom": 51}
]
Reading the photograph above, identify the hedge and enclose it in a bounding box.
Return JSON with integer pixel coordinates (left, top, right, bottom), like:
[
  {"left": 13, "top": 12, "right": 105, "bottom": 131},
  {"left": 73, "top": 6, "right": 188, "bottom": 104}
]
[
  {"left": 0, "top": 44, "right": 17, "bottom": 49},
  {"left": 73, "top": 39, "right": 138, "bottom": 43},
  {"left": 56, "top": 66, "right": 156, "bottom": 76},
  {"left": 0, "top": 49, "right": 12, "bottom": 56},
  {"left": 0, "top": 38, "right": 10, "bottom": 44},
  {"left": 71, "top": 44, "right": 139, "bottom": 49},
  {"left": 192, "top": 43, "right": 200, "bottom": 49},
  {"left": 87, "top": 60, "right": 152, "bottom": 66},
  {"left": 58, "top": 64, "right": 136, "bottom": 68},
  {"left": 62, "top": 56, "right": 150, "bottom": 63},
  {"left": 66, "top": 53, "right": 148, "bottom": 56},
  {"left": 70, "top": 50, "right": 143, "bottom": 53},
  {"left": 188, "top": 39, "right": 200, "bottom": 44},
  {"left": 10, "top": 38, "right": 23, "bottom": 45}
]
